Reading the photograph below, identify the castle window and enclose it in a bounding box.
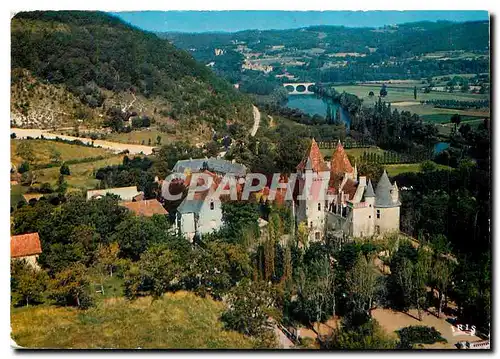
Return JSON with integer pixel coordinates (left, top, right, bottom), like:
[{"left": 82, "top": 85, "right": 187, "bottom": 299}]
[
  {"left": 376, "top": 210, "right": 380, "bottom": 219},
  {"left": 369, "top": 215, "right": 371, "bottom": 219},
  {"left": 315, "top": 232, "right": 320, "bottom": 240},
  {"left": 318, "top": 203, "right": 321, "bottom": 211},
  {"left": 210, "top": 201, "right": 215, "bottom": 210},
  {"left": 310, "top": 221, "right": 313, "bottom": 228},
  {"left": 369, "top": 204, "right": 372, "bottom": 207}
]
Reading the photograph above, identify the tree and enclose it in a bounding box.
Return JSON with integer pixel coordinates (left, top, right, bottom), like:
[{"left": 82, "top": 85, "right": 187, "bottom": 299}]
[
  {"left": 124, "top": 245, "right": 183, "bottom": 299},
  {"left": 346, "top": 255, "right": 379, "bottom": 314},
  {"left": 96, "top": 242, "right": 120, "bottom": 277},
  {"left": 358, "top": 162, "right": 384, "bottom": 181},
  {"left": 430, "top": 257, "right": 453, "bottom": 318},
  {"left": 221, "top": 279, "right": 277, "bottom": 339},
  {"left": 156, "top": 135, "right": 162, "bottom": 145},
  {"left": 390, "top": 255, "right": 414, "bottom": 312},
  {"left": 276, "top": 133, "right": 308, "bottom": 174},
  {"left": 368, "top": 91, "right": 374, "bottom": 97},
  {"left": 48, "top": 264, "right": 94, "bottom": 309},
  {"left": 60, "top": 162, "right": 70, "bottom": 176},
  {"left": 296, "top": 221, "right": 310, "bottom": 248},
  {"left": 379, "top": 84, "right": 388, "bottom": 97},
  {"left": 182, "top": 242, "right": 251, "bottom": 299},
  {"left": 221, "top": 201, "right": 260, "bottom": 241},
  {"left": 451, "top": 114, "right": 461, "bottom": 133},
  {"left": 291, "top": 257, "right": 336, "bottom": 329},
  {"left": 281, "top": 244, "right": 293, "bottom": 284},
  {"left": 11, "top": 260, "right": 49, "bottom": 307},
  {"left": 112, "top": 215, "right": 170, "bottom": 260},
  {"left": 420, "top": 160, "right": 437, "bottom": 173},
  {"left": 413, "top": 248, "right": 431, "bottom": 321}
]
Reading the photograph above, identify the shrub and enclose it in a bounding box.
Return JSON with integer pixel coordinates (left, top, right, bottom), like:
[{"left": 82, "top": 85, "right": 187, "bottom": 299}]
[
  {"left": 60, "top": 163, "right": 71, "bottom": 175},
  {"left": 397, "top": 325, "right": 447, "bottom": 348},
  {"left": 39, "top": 182, "right": 53, "bottom": 194},
  {"left": 18, "top": 161, "right": 30, "bottom": 174}
]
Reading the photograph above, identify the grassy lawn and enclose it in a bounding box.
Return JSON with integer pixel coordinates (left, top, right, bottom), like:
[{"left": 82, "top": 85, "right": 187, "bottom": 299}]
[
  {"left": 11, "top": 291, "right": 254, "bottom": 349},
  {"left": 11, "top": 140, "right": 115, "bottom": 167},
  {"left": 385, "top": 162, "right": 452, "bottom": 177},
  {"left": 33, "top": 155, "right": 124, "bottom": 190}
]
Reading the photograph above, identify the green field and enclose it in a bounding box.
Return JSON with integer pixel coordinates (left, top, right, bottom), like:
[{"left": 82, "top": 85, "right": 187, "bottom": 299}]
[
  {"left": 11, "top": 140, "right": 115, "bottom": 167},
  {"left": 385, "top": 162, "right": 452, "bottom": 177},
  {"left": 10, "top": 184, "right": 24, "bottom": 206},
  {"left": 32, "top": 155, "right": 124, "bottom": 190},
  {"left": 419, "top": 114, "right": 486, "bottom": 124},
  {"left": 321, "top": 146, "right": 387, "bottom": 162},
  {"left": 11, "top": 291, "right": 254, "bottom": 349},
  {"left": 334, "top": 84, "right": 489, "bottom": 105}
]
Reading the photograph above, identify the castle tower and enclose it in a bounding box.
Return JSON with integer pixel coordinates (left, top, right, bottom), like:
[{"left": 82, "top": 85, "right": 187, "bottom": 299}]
[
  {"left": 373, "top": 170, "right": 401, "bottom": 235},
  {"left": 296, "top": 138, "right": 330, "bottom": 243},
  {"left": 350, "top": 178, "right": 376, "bottom": 238}
]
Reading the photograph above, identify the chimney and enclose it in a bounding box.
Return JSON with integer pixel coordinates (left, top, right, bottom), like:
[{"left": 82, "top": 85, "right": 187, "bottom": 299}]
[{"left": 358, "top": 176, "right": 367, "bottom": 187}]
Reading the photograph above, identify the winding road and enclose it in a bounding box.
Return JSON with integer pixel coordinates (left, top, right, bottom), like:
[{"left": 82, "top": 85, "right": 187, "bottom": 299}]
[
  {"left": 250, "top": 105, "right": 261, "bottom": 137},
  {"left": 12, "top": 104, "right": 262, "bottom": 156}
]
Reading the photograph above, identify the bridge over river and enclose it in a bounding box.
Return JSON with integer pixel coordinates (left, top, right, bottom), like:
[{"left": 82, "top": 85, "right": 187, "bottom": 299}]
[{"left": 283, "top": 82, "right": 315, "bottom": 95}]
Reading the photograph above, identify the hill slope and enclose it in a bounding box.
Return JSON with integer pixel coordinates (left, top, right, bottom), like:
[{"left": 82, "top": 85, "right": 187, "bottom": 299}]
[
  {"left": 11, "top": 11, "right": 253, "bottom": 133},
  {"left": 163, "top": 20, "right": 489, "bottom": 83}
]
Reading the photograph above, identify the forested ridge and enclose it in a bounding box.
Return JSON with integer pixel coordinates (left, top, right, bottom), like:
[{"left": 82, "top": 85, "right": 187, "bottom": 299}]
[{"left": 11, "top": 11, "right": 253, "bottom": 130}]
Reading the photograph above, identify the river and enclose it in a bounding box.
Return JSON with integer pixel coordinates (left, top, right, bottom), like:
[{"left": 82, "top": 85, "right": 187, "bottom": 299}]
[{"left": 286, "top": 94, "right": 351, "bottom": 129}]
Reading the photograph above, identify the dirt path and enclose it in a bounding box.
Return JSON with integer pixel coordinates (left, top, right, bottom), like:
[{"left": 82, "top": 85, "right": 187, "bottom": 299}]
[
  {"left": 250, "top": 105, "right": 261, "bottom": 137},
  {"left": 122, "top": 92, "right": 137, "bottom": 113},
  {"left": 11, "top": 128, "right": 156, "bottom": 155}
]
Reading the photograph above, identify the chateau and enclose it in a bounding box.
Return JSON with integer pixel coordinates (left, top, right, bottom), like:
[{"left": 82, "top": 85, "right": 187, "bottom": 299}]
[
  {"left": 164, "top": 139, "right": 401, "bottom": 243},
  {"left": 296, "top": 139, "right": 401, "bottom": 242}
]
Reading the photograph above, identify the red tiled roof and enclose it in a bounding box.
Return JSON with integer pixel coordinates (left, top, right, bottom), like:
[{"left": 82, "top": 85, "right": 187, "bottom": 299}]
[
  {"left": 11, "top": 233, "right": 42, "bottom": 258},
  {"left": 120, "top": 199, "right": 168, "bottom": 217},
  {"left": 331, "top": 141, "right": 354, "bottom": 175},
  {"left": 297, "top": 139, "right": 329, "bottom": 172},
  {"left": 342, "top": 179, "right": 358, "bottom": 200}
]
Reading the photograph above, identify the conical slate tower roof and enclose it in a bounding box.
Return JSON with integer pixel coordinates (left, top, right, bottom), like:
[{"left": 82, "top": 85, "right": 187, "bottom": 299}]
[
  {"left": 375, "top": 170, "right": 396, "bottom": 207},
  {"left": 297, "top": 139, "right": 329, "bottom": 172},
  {"left": 364, "top": 179, "right": 375, "bottom": 198},
  {"left": 330, "top": 140, "right": 354, "bottom": 175}
]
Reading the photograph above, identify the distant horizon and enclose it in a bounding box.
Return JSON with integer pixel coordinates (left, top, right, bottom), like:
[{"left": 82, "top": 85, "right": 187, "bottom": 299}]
[{"left": 111, "top": 10, "right": 488, "bottom": 33}]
